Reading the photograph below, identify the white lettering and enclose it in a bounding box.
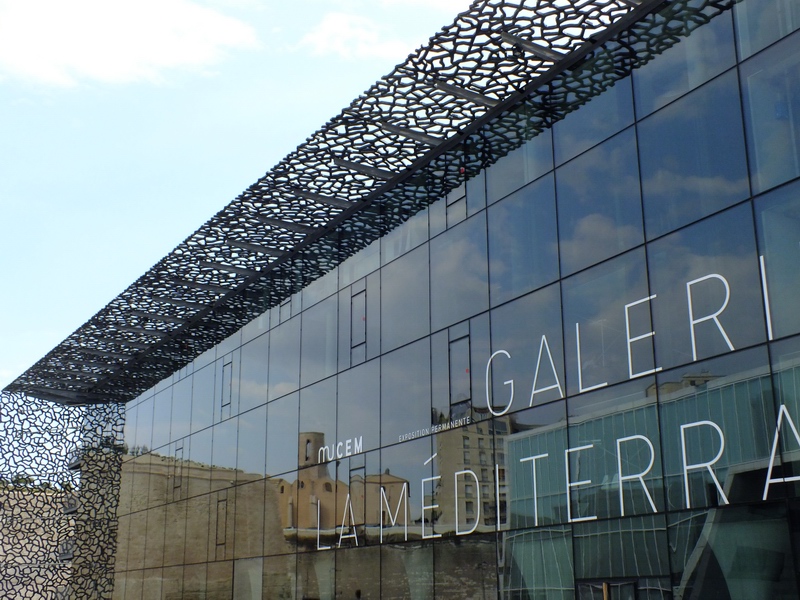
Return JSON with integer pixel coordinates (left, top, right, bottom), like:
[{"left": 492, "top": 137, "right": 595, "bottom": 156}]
[
  {"left": 763, "top": 405, "right": 800, "bottom": 500},
  {"left": 336, "top": 441, "right": 344, "bottom": 459},
  {"left": 380, "top": 483, "right": 409, "bottom": 543},
  {"left": 486, "top": 350, "right": 514, "bottom": 416},
  {"left": 421, "top": 476, "right": 442, "bottom": 539},
  {"left": 576, "top": 323, "right": 608, "bottom": 393},
  {"left": 520, "top": 453, "right": 548, "bottom": 526},
  {"left": 759, "top": 255, "right": 774, "bottom": 341},
  {"left": 337, "top": 493, "right": 358, "bottom": 547},
  {"left": 353, "top": 436, "right": 363, "bottom": 454},
  {"left": 454, "top": 469, "right": 480, "bottom": 535},
  {"left": 624, "top": 296, "right": 662, "bottom": 379},
  {"left": 530, "top": 335, "right": 564, "bottom": 405},
  {"left": 686, "top": 274, "right": 734, "bottom": 361},
  {"left": 616, "top": 435, "right": 657, "bottom": 516},
  {"left": 565, "top": 444, "right": 597, "bottom": 523},
  {"left": 680, "top": 420, "right": 729, "bottom": 508}
]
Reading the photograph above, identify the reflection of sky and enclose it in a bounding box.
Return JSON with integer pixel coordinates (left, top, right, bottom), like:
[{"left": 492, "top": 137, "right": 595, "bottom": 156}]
[
  {"left": 338, "top": 359, "right": 380, "bottom": 452},
  {"left": 430, "top": 213, "right": 489, "bottom": 330},
  {"left": 632, "top": 9, "right": 735, "bottom": 118},
  {"left": 239, "top": 334, "right": 269, "bottom": 413},
  {"left": 267, "top": 392, "right": 299, "bottom": 476},
  {"left": 562, "top": 249, "right": 650, "bottom": 395},
  {"left": 268, "top": 318, "right": 300, "bottom": 401},
  {"left": 381, "top": 340, "right": 431, "bottom": 446},
  {"left": 380, "top": 243, "right": 430, "bottom": 352},
  {"left": 639, "top": 69, "right": 749, "bottom": 239},
  {"left": 648, "top": 204, "right": 765, "bottom": 369}
]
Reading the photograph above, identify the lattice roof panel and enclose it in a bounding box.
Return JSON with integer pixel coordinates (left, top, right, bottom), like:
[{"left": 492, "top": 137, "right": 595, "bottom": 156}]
[{"left": 5, "top": 0, "right": 735, "bottom": 404}]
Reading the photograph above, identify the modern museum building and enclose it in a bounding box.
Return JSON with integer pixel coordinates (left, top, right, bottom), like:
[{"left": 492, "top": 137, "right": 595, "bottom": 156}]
[{"left": 3, "top": 0, "right": 800, "bottom": 598}]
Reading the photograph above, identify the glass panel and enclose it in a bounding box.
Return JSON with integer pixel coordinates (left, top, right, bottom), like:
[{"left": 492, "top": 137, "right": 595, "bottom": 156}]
[
  {"left": 170, "top": 375, "right": 192, "bottom": 442},
  {"left": 634, "top": 6, "right": 736, "bottom": 117},
  {"left": 233, "top": 557, "right": 263, "bottom": 599},
  {"left": 486, "top": 130, "right": 554, "bottom": 203},
  {"left": 735, "top": 0, "right": 800, "bottom": 60},
  {"left": 268, "top": 316, "right": 301, "bottom": 401},
  {"left": 433, "top": 534, "right": 498, "bottom": 598},
  {"left": 562, "top": 249, "right": 653, "bottom": 397},
  {"left": 668, "top": 502, "right": 799, "bottom": 599},
  {"left": 505, "top": 402, "right": 568, "bottom": 530},
  {"left": 488, "top": 173, "right": 559, "bottom": 305},
  {"left": 380, "top": 243, "right": 430, "bottom": 353},
  {"left": 381, "top": 339, "right": 431, "bottom": 447},
  {"left": 239, "top": 333, "right": 269, "bottom": 413},
  {"left": 263, "top": 554, "right": 296, "bottom": 599},
  {"left": 338, "top": 359, "right": 380, "bottom": 453},
  {"left": 430, "top": 212, "right": 489, "bottom": 331},
  {"left": 489, "top": 283, "right": 565, "bottom": 414},
  {"left": 266, "top": 392, "right": 299, "bottom": 477},
  {"left": 301, "top": 295, "right": 338, "bottom": 387},
  {"left": 658, "top": 347, "right": 774, "bottom": 510},
  {"left": 648, "top": 204, "right": 766, "bottom": 370},
  {"left": 381, "top": 542, "right": 433, "bottom": 599},
  {"left": 556, "top": 128, "right": 643, "bottom": 276},
  {"left": 768, "top": 335, "right": 800, "bottom": 500},
  {"left": 381, "top": 207, "right": 429, "bottom": 265},
  {"left": 639, "top": 69, "right": 750, "bottom": 239},
  {"left": 568, "top": 381, "right": 662, "bottom": 521},
  {"left": 191, "top": 364, "right": 214, "bottom": 434},
  {"left": 335, "top": 546, "right": 381, "bottom": 598},
  {"left": 299, "top": 377, "right": 337, "bottom": 467},
  {"left": 501, "top": 525, "right": 574, "bottom": 599},
  {"left": 553, "top": 76, "right": 634, "bottom": 166},
  {"left": 236, "top": 404, "right": 266, "bottom": 480},
  {"left": 233, "top": 481, "right": 266, "bottom": 561},
  {"left": 211, "top": 417, "right": 239, "bottom": 492},
  {"left": 573, "top": 515, "right": 669, "bottom": 579},
  {"left": 755, "top": 179, "right": 800, "bottom": 339},
  {"left": 264, "top": 472, "right": 298, "bottom": 557},
  {"left": 741, "top": 30, "right": 800, "bottom": 194}
]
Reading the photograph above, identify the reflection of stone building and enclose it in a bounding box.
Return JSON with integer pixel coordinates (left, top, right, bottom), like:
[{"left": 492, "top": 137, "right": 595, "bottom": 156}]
[{"left": 278, "top": 433, "right": 409, "bottom": 547}]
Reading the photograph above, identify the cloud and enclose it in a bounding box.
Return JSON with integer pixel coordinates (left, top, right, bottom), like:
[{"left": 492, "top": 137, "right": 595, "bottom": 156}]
[
  {"left": 0, "top": 0, "right": 258, "bottom": 86},
  {"left": 297, "top": 12, "right": 412, "bottom": 61}
]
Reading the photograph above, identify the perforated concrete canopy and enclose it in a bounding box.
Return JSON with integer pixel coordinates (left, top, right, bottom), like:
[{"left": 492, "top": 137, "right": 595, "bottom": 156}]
[{"left": 5, "top": 0, "right": 732, "bottom": 405}]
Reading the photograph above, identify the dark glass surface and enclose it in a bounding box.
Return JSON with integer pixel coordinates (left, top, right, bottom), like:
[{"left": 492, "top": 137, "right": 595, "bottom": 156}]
[
  {"left": 740, "top": 30, "right": 800, "bottom": 194},
  {"left": 267, "top": 316, "right": 300, "bottom": 401},
  {"left": 236, "top": 405, "right": 267, "bottom": 479},
  {"left": 505, "top": 401, "right": 568, "bottom": 530},
  {"left": 300, "top": 294, "right": 338, "bottom": 387},
  {"left": 633, "top": 7, "right": 736, "bottom": 117},
  {"left": 556, "top": 129, "right": 644, "bottom": 276},
  {"left": 501, "top": 525, "right": 574, "bottom": 599},
  {"left": 768, "top": 335, "right": 800, "bottom": 500},
  {"left": 562, "top": 249, "right": 653, "bottom": 397},
  {"left": 299, "top": 377, "right": 337, "bottom": 456},
  {"left": 568, "top": 383, "right": 662, "bottom": 520},
  {"left": 667, "top": 502, "right": 799, "bottom": 599},
  {"left": 488, "top": 174, "right": 559, "bottom": 305},
  {"left": 430, "top": 212, "right": 489, "bottom": 331},
  {"left": 380, "top": 542, "right": 433, "bottom": 598},
  {"left": 380, "top": 243, "right": 430, "bottom": 353},
  {"left": 735, "top": 0, "right": 800, "bottom": 59},
  {"left": 381, "top": 207, "right": 429, "bottom": 265},
  {"left": 489, "top": 283, "right": 565, "bottom": 414},
  {"left": 553, "top": 76, "right": 634, "bottom": 166},
  {"left": 648, "top": 205, "right": 766, "bottom": 370},
  {"left": 486, "top": 129, "right": 554, "bottom": 203},
  {"left": 170, "top": 375, "right": 192, "bottom": 442},
  {"left": 239, "top": 334, "right": 269, "bottom": 413},
  {"left": 191, "top": 364, "right": 214, "bottom": 434},
  {"left": 755, "top": 179, "right": 800, "bottom": 339},
  {"left": 639, "top": 69, "right": 750, "bottom": 239},
  {"left": 658, "top": 348, "right": 774, "bottom": 510},
  {"left": 381, "top": 339, "right": 431, "bottom": 447},
  {"left": 266, "top": 392, "right": 299, "bottom": 477},
  {"left": 338, "top": 359, "right": 380, "bottom": 453}
]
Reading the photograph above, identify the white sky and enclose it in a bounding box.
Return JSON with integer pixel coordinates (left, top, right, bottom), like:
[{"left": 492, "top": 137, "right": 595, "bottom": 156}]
[{"left": 0, "top": 0, "right": 474, "bottom": 389}]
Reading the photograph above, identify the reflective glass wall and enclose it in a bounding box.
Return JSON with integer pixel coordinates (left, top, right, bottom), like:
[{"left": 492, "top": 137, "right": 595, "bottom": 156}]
[{"left": 114, "top": 0, "right": 800, "bottom": 598}]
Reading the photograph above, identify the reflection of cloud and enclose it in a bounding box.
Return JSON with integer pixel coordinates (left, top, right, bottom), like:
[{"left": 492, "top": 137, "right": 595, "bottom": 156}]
[
  {"left": 0, "top": 0, "right": 258, "bottom": 86},
  {"left": 297, "top": 12, "right": 409, "bottom": 60},
  {"left": 644, "top": 170, "right": 748, "bottom": 199},
  {"left": 558, "top": 214, "right": 641, "bottom": 273}
]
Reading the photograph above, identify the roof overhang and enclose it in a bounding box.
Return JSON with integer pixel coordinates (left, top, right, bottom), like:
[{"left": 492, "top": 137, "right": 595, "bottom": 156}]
[{"left": 4, "top": 0, "right": 737, "bottom": 405}]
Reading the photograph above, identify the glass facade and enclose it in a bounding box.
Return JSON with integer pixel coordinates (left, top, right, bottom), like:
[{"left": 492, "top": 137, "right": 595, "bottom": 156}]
[{"left": 113, "top": 1, "right": 800, "bottom": 598}]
